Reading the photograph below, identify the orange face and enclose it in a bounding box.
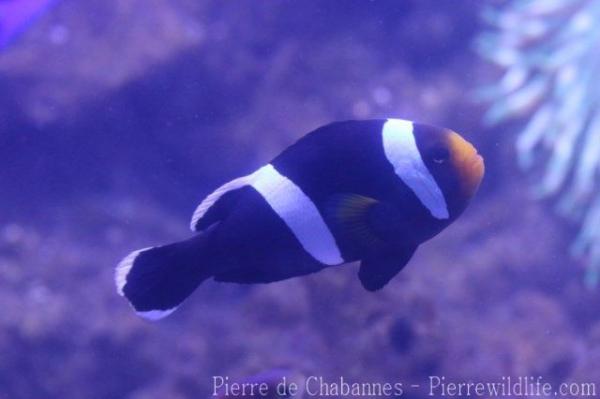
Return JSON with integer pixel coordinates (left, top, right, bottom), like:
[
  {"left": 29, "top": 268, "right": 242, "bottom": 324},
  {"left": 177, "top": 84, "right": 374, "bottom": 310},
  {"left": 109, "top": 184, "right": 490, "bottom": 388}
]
[
  {"left": 412, "top": 123, "right": 485, "bottom": 224},
  {"left": 446, "top": 131, "right": 485, "bottom": 200}
]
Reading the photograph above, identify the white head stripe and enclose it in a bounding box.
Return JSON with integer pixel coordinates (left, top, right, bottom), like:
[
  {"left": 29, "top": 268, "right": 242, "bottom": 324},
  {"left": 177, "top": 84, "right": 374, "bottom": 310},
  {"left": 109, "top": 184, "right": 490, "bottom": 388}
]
[
  {"left": 382, "top": 119, "right": 449, "bottom": 220},
  {"left": 251, "top": 164, "right": 344, "bottom": 265}
]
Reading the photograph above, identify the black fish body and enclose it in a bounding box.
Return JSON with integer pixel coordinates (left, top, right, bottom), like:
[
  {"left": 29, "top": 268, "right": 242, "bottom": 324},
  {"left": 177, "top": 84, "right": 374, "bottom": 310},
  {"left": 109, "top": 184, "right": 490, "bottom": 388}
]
[{"left": 115, "top": 119, "right": 484, "bottom": 319}]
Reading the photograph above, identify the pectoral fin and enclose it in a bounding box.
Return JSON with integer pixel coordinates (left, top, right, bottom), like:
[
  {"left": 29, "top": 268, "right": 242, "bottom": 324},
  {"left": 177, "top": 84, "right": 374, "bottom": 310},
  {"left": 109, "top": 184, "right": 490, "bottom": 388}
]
[
  {"left": 324, "top": 193, "right": 381, "bottom": 246},
  {"left": 325, "top": 193, "right": 409, "bottom": 244},
  {"left": 358, "top": 245, "right": 418, "bottom": 291}
]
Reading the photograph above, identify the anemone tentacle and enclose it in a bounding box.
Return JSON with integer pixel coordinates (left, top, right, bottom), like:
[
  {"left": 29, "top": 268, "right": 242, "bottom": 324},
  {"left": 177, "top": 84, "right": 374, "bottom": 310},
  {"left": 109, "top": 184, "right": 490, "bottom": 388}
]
[{"left": 476, "top": 0, "right": 600, "bottom": 285}]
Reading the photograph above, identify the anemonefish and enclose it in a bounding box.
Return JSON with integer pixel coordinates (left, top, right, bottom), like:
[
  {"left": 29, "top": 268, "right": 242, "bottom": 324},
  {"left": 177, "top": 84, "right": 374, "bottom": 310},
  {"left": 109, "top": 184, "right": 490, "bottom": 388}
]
[{"left": 115, "top": 118, "right": 484, "bottom": 320}]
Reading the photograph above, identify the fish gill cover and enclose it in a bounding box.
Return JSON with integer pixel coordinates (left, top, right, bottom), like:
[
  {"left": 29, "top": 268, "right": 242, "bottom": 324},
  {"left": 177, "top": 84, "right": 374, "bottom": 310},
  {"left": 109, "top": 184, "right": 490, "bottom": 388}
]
[{"left": 475, "top": 0, "right": 600, "bottom": 286}]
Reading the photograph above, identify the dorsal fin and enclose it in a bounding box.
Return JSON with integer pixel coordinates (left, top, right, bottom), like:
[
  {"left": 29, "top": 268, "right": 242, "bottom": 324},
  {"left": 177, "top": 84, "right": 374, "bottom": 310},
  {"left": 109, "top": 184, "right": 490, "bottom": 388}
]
[{"left": 190, "top": 174, "right": 254, "bottom": 231}]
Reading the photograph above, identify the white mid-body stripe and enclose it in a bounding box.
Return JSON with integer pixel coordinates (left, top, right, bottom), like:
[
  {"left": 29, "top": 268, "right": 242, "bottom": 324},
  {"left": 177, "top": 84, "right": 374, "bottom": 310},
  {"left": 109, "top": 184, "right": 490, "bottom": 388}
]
[
  {"left": 251, "top": 164, "right": 344, "bottom": 265},
  {"left": 190, "top": 164, "right": 344, "bottom": 265},
  {"left": 382, "top": 119, "right": 449, "bottom": 220}
]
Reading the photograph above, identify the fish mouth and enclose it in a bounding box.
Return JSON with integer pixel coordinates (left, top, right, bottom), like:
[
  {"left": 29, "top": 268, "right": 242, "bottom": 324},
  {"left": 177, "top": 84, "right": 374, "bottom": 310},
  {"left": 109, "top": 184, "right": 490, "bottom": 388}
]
[{"left": 463, "top": 152, "right": 485, "bottom": 197}]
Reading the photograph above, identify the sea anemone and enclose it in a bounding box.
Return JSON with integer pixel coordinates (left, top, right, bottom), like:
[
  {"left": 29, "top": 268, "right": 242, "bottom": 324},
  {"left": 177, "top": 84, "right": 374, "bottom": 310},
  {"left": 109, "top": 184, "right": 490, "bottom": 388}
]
[{"left": 475, "top": 0, "right": 600, "bottom": 286}]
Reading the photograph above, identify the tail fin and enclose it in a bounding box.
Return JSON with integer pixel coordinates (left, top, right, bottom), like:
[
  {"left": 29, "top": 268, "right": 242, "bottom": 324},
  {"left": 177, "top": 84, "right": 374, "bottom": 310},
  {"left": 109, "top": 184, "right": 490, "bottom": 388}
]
[{"left": 115, "top": 233, "right": 216, "bottom": 320}]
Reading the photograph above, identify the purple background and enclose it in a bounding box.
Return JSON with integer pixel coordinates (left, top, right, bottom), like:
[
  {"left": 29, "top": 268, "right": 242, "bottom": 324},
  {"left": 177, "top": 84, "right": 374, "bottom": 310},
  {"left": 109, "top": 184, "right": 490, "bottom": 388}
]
[{"left": 0, "top": 1, "right": 599, "bottom": 398}]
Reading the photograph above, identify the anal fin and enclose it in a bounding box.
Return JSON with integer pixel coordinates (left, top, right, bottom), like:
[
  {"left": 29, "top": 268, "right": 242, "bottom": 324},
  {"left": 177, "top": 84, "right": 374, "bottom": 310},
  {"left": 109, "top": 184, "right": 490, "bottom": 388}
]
[{"left": 358, "top": 245, "right": 418, "bottom": 291}]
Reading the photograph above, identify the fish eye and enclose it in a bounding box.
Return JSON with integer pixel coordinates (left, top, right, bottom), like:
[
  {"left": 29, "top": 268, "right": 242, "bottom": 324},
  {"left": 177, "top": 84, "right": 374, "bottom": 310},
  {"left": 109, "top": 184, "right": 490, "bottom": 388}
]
[{"left": 430, "top": 147, "right": 450, "bottom": 164}]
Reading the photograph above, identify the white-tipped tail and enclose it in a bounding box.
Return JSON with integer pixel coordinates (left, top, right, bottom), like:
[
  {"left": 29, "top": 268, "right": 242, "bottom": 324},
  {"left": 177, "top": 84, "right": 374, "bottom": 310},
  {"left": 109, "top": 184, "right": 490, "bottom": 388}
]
[
  {"left": 115, "top": 247, "right": 153, "bottom": 296},
  {"left": 114, "top": 234, "right": 217, "bottom": 321},
  {"left": 136, "top": 308, "right": 177, "bottom": 321}
]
